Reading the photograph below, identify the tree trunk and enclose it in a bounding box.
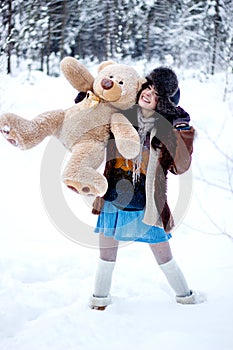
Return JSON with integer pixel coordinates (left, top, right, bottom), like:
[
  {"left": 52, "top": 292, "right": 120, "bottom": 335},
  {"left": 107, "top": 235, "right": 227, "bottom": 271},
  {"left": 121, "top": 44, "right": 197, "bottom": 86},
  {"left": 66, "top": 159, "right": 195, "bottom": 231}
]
[
  {"left": 40, "top": 48, "right": 44, "bottom": 72},
  {"left": 59, "top": 0, "right": 67, "bottom": 60},
  {"left": 46, "top": 17, "right": 51, "bottom": 76},
  {"left": 105, "top": 1, "right": 111, "bottom": 60},
  {"left": 7, "top": 0, "right": 12, "bottom": 74},
  {"left": 211, "top": 0, "right": 220, "bottom": 75}
]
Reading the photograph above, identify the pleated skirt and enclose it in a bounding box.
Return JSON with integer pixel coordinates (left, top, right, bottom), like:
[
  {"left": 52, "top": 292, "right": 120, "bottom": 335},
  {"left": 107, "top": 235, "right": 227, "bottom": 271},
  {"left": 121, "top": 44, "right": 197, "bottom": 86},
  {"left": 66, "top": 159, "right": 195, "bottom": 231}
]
[{"left": 94, "top": 201, "right": 171, "bottom": 243}]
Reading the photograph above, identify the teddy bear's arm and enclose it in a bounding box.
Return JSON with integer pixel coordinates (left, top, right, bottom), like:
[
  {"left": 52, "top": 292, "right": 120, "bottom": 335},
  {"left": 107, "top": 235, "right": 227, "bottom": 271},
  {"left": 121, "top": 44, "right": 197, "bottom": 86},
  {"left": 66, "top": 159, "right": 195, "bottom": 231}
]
[
  {"left": 111, "top": 112, "right": 140, "bottom": 160},
  {"left": 60, "top": 57, "right": 94, "bottom": 93},
  {"left": 0, "top": 110, "right": 65, "bottom": 150}
]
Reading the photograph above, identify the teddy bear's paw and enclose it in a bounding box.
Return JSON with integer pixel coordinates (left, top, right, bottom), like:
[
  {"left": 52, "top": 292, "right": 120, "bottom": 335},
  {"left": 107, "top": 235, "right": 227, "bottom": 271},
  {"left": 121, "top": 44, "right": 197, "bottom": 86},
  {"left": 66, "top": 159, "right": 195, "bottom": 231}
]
[
  {"left": 0, "top": 125, "right": 19, "bottom": 147},
  {"left": 116, "top": 139, "right": 140, "bottom": 160},
  {"left": 64, "top": 178, "right": 108, "bottom": 197},
  {"left": 67, "top": 183, "right": 94, "bottom": 196}
]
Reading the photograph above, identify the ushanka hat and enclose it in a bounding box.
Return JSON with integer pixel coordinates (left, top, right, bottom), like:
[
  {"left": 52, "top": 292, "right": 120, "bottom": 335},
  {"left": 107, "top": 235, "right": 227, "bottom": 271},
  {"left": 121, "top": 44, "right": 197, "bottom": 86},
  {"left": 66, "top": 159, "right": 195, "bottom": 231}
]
[
  {"left": 145, "top": 66, "right": 179, "bottom": 117},
  {"left": 146, "top": 67, "right": 178, "bottom": 97}
]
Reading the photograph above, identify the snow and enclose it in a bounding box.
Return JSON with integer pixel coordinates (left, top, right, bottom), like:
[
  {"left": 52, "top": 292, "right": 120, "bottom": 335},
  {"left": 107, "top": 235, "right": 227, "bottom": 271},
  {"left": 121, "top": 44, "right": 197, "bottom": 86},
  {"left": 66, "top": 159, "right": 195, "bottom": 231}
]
[{"left": 0, "top": 61, "right": 233, "bottom": 350}]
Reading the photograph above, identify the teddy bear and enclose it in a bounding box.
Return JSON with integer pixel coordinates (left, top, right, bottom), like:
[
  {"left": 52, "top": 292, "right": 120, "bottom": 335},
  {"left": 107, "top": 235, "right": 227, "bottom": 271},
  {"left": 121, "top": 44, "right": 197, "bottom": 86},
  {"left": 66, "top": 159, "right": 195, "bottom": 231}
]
[{"left": 0, "top": 58, "right": 142, "bottom": 197}]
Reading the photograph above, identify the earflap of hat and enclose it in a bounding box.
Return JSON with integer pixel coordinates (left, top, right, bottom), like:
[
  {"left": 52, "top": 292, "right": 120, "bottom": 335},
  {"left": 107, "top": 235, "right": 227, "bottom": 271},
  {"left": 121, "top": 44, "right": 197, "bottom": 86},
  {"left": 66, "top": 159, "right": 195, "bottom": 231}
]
[
  {"left": 155, "top": 96, "right": 178, "bottom": 119},
  {"left": 170, "top": 87, "right": 180, "bottom": 106}
]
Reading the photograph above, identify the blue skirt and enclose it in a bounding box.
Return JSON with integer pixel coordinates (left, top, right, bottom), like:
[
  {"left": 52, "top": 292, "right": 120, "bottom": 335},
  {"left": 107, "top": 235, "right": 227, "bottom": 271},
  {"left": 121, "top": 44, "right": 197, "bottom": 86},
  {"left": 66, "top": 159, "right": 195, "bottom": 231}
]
[{"left": 94, "top": 201, "right": 172, "bottom": 243}]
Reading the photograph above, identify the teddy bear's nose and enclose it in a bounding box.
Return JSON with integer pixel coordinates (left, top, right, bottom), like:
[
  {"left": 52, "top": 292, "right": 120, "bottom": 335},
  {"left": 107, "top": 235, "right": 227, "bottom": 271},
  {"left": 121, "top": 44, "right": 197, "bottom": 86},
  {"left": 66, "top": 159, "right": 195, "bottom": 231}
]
[{"left": 101, "top": 78, "right": 113, "bottom": 90}]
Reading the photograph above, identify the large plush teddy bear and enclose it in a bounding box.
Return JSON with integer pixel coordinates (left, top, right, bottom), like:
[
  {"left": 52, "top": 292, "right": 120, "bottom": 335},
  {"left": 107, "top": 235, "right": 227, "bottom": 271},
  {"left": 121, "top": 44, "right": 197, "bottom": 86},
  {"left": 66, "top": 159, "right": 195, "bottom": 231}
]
[{"left": 0, "top": 58, "right": 142, "bottom": 197}]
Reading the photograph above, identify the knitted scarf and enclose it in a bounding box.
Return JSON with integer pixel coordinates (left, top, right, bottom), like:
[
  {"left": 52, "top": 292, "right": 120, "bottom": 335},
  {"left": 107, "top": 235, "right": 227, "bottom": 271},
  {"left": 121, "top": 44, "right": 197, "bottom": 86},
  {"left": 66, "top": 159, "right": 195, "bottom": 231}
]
[
  {"left": 132, "top": 107, "right": 156, "bottom": 184},
  {"left": 133, "top": 107, "right": 163, "bottom": 227},
  {"left": 143, "top": 127, "right": 163, "bottom": 227}
]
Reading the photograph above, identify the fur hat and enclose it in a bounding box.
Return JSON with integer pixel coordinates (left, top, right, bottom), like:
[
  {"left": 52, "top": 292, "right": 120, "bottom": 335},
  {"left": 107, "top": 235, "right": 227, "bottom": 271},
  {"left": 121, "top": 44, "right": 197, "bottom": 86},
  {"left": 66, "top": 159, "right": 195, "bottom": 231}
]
[
  {"left": 146, "top": 67, "right": 178, "bottom": 97},
  {"left": 145, "top": 67, "right": 179, "bottom": 118}
]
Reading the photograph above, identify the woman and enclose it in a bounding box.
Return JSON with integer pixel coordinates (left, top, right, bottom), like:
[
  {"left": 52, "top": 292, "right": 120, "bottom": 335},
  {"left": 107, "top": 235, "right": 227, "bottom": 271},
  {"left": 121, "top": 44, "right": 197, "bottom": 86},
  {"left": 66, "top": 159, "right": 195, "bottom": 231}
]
[{"left": 83, "top": 67, "right": 205, "bottom": 310}]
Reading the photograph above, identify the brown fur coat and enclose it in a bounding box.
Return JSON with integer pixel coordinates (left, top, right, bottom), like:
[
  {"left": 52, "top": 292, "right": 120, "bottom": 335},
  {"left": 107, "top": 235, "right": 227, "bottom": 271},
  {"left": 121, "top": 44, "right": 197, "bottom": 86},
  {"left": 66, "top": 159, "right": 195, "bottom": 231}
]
[{"left": 92, "top": 124, "right": 195, "bottom": 233}]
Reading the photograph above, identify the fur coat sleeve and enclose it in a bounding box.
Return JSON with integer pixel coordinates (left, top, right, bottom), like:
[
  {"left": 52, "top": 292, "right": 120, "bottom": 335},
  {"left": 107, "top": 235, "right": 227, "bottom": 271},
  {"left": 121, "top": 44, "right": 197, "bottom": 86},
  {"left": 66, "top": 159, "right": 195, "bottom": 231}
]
[{"left": 169, "top": 127, "right": 195, "bottom": 175}]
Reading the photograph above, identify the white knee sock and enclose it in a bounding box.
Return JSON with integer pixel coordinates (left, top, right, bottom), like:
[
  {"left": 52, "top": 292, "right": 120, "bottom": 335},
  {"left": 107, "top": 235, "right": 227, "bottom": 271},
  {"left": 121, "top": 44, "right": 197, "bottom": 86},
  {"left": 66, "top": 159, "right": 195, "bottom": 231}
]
[
  {"left": 159, "top": 258, "right": 191, "bottom": 297},
  {"left": 93, "top": 258, "right": 116, "bottom": 298}
]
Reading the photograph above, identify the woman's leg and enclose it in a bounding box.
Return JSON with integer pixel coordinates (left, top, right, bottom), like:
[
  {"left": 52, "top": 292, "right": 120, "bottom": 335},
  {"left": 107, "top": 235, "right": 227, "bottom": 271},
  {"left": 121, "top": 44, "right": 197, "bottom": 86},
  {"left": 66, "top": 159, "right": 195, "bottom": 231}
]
[
  {"left": 149, "top": 241, "right": 190, "bottom": 297},
  {"left": 90, "top": 234, "right": 119, "bottom": 309},
  {"left": 149, "top": 241, "right": 173, "bottom": 265},
  {"left": 149, "top": 241, "right": 206, "bottom": 304},
  {"left": 99, "top": 233, "right": 119, "bottom": 262}
]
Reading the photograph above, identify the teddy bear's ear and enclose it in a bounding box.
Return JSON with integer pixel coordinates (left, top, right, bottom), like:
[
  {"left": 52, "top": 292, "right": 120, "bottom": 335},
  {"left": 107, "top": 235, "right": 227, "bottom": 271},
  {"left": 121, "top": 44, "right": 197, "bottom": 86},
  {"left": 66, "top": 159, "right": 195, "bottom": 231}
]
[
  {"left": 97, "top": 60, "right": 116, "bottom": 72},
  {"left": 138, "top": 77, "right": 147, "bottom": 91}
]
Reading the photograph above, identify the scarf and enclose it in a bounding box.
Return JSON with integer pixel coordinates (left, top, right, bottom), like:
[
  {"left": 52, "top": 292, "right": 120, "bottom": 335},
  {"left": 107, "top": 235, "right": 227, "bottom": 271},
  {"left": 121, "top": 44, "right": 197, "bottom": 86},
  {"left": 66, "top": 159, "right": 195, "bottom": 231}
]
[
  {"left": 133, "top": 107, "right": 163, "bottom": 227},
  {"left": 143, "top": 127, "right": 163, "bottom": 227},
  {"left": 132, "top": 107, "right": 156, "bottom": 184}
]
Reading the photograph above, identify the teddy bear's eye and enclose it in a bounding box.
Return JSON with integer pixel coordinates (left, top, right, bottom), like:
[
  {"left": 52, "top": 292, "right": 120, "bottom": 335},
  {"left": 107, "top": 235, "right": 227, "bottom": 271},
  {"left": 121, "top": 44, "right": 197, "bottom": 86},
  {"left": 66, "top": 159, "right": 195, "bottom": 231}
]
[
  {"left": 119, "top": 81, "right": 124, "bottom": 85},
  {"left": 109, "top": 75, "right": 114, "bottom": 79}
]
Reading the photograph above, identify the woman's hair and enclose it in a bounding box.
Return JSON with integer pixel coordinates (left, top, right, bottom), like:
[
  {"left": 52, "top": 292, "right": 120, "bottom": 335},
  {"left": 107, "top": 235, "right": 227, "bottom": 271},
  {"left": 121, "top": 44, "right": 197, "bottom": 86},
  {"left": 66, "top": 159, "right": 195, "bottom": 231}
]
[{"left": 136, "top": 81, "right": 150, "bottom": 104}]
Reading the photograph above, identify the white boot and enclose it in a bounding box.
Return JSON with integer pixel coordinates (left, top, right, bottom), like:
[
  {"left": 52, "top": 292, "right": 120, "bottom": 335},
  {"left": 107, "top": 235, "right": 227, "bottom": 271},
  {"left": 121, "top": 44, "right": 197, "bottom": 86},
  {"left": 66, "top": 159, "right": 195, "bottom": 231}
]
[
  {"left": 159, "top": 259, "right": 206, "bottom": 304},
  {"left": 89, "top": 258, "right": 115, "bottom": 310},
  {"left": 176, "top": 290, "right": 206, "bottom": 304},
  {"left": 89, "top": 294, "right": 112, "bottom": 310}
]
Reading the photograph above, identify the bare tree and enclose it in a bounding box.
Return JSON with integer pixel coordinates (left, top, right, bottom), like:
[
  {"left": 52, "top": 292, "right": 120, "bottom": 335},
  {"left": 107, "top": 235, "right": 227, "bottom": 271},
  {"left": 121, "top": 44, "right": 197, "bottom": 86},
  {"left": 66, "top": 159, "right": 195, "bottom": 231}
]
[{"left": 192, "top": 126, "right": 233, "bottom": 241}]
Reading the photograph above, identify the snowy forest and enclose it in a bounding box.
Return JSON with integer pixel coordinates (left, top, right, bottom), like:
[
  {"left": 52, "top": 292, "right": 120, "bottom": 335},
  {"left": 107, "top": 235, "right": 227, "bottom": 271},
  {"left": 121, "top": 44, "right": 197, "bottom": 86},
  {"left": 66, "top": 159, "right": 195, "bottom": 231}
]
[
  {"left": 1, "top": 1, "right": 233, "bottom": 350},
  {"left": 1, "top": 0, "right": 233, "bottom": 76}
]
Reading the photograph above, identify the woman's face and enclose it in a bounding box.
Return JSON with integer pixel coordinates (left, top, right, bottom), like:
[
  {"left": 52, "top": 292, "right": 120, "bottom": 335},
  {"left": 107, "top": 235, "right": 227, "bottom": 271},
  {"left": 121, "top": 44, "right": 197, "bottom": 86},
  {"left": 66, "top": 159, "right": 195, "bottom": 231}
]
[{"left": 138, "top": 85, "right": 158, "bottom": 110}]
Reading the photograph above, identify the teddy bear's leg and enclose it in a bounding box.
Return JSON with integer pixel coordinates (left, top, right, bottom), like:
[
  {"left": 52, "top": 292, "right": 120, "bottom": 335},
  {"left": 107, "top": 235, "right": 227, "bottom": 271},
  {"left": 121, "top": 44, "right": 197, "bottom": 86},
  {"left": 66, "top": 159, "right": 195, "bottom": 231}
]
[
  {"left": 0, "top": 110, "right": 64, "bottom": 150},
  {"left": 62, "top": 140, "right": 108, "bottom": 197},
  {"left": 111, "top": 112, "right": 140, "bottom": 159}
]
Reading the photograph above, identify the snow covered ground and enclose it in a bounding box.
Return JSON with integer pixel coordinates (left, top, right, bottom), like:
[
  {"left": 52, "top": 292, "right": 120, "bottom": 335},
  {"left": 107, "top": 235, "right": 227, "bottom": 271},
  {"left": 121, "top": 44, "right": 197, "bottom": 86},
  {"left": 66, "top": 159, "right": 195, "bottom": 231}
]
[{"left": 0, "top": 60, "right": 233, "bottom": 350}]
